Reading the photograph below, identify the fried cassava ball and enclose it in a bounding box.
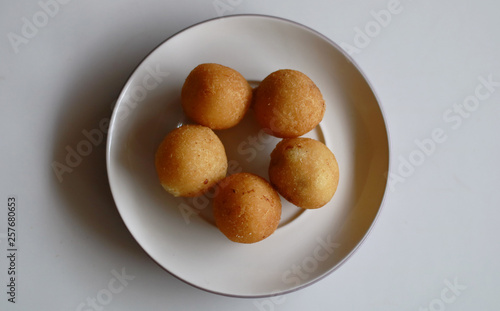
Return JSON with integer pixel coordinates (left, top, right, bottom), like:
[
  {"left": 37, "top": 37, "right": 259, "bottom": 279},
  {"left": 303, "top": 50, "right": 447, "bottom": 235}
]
[
  {"left": 269, "top": 137, "right": 339, "bottom": 209},
  {"left": 213, "top": 173, "right": 282, "bottom": 243},
  {"left": 181, "top": 63, "right": 253, "bottom": 130},
  {"left": 155, "top": 124, "right": 227, "bottom": 197},
  {"left": 253, "top": 69, "right": 325, "bottom": 138}
]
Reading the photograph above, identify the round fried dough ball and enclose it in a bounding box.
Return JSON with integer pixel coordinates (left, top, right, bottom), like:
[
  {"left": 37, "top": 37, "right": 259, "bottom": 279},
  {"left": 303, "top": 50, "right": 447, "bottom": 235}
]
[
  {"left": 253, "top": 69, "right": 325, "bottom": 138},
  {"left": 155, "top": 124, "right": 227, "bottom": 197},
  {"left": 181, "top": 63, "right": 253, "bottom": 130},
  {"left": 269, "top": 138, "right": 339, "bottom": 209},
  {"left": 213, "top": 173, "right": 282, "bottom": 244}
]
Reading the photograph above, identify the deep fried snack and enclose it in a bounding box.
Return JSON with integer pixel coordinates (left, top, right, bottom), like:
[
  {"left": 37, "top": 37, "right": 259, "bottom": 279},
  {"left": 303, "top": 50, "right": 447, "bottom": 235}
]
[
  {"left": 269, "top": 138, "right": 339, "bottom": 209},
  {"left": 253, "top": 69, "right": 325, "bottom": 138},
  {"left": 213, "top": 173, "right": 282, "bottom": 243},
  {"left": 181, "top": 63, "right": 253, "bottom": 130},
  {"left": 155, "top": 124, "right": 227, "bottom": 197}
]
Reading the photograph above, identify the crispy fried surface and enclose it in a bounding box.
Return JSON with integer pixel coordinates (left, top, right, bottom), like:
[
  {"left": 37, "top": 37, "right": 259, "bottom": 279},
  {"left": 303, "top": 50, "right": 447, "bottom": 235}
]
[
  {"left": 181, "top": 63, "right": 253, "bottom": 130},
  {"left": 155, "top": 125, "right": 227, "bottom": 197},
  {"left": 213, "top": 173, "right": 282, "bottom": 243},
  {"left": 269, "top": 138, "right": 339, "bottom": 209},
  {"left": 253, "top": 69, "right": 325, "bottom": 138}
]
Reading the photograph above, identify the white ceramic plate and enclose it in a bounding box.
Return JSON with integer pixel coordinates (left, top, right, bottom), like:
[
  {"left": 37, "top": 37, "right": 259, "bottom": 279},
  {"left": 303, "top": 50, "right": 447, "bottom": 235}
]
[{"left": 106, "top": 15, "right": 389, "bottom": 297}]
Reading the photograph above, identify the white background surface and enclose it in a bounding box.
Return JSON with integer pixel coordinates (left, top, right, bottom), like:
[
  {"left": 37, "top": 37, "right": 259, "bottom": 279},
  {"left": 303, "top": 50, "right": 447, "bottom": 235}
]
[{"left": 1, "top": 0, "right": 499, "bottom": 310}]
